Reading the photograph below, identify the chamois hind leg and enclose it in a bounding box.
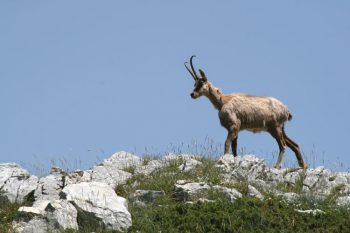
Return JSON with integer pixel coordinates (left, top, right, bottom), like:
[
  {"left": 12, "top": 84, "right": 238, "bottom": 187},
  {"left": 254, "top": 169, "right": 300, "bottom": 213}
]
[
  {"left": 224, "top": 125, "right": 239, "bottom": 155},
  {"left": 231, "top": 136, "right": 238, "bottom": 157},
  {"left": 282, "top": 129, "right": 308, "bottom": 169},
  {"left": 269, "top": 126, "right": 286, "bottom": 169}
]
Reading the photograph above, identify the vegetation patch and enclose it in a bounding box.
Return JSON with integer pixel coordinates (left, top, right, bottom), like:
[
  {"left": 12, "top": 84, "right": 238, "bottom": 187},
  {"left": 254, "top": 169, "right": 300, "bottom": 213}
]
[
  {"left": 127, "top": 196, "right": 350, "bottom": 233},
  {"left": 2, "top": 156, "right": 350, "bottom": 233}
]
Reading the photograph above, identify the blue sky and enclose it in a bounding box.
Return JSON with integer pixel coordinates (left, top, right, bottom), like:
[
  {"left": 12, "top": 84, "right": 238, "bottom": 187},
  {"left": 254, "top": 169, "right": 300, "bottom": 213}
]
[{"left": 1, "top": 1, "right": 349, "bottom": 173}]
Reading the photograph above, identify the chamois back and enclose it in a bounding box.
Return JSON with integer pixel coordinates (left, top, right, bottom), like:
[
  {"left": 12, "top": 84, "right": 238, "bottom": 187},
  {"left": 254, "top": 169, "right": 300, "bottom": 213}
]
[{"left": 220, "top": 94, "right": 290, "bottom": 132}]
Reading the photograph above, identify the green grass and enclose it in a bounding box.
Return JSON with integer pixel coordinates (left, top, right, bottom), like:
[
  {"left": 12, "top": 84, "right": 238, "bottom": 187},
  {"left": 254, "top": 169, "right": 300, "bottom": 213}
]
[
  {"left": 0, "top": 200, "right": 22, "bottom": 233},
  {"left": 2, "top": 156, "right": 350, "bottom": 233},
  {"left": 117, "top": 158, "right": 350, "bottom": 233},
  {"left": 127, "top": 196, "right": 350, "bottom": 233},
  {"left": 0, "top": 194, "right": 36, "bottom": 233}
]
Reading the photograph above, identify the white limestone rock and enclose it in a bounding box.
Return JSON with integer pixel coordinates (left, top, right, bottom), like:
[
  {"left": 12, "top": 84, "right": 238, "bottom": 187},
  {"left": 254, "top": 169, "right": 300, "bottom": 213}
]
[
  {"left": 13, "top": 216, "right": 49, "bottom": 233},
  {"left": 178, "top": 158, "right": 202, "bottom": 172},
  {"left": 336, "top": 196, "right": 350, "bottom": 207},
  {"left": 174, "top": 180, "right": 210, "bottom": 201},
  {"left": 264, "top": 168, "right": 285, "bottom": 187},
  {"left": 339, "top": 184, "right": 350, "bottom": 196},
  {"left": 17, "top": 200, "right": 50, "bottom": 217},
  {"left": 283, "top": 170, "right": 303, "bottom": 186},
  {"left": 13, "top": 200, "right": 49, "bottom": 233},
  {"left": 89, "top": 165, "right": 132, "bottom": 188},
  {"left": 303, "top": 167, "right": 331, "bottom": 188},
  {"left": 186, "top": 198, "right": 216, "bottom": 205},
  {"left": 224, "top": 155, "right": 269, "bottom": 181},
  {"left": 135, "top": 160, "right": 163, "bottom": 176},
  {"left": 34, "top": 171, "right": 65, "bottom": 202},
  {"left": 61, "top": 182, "right": 131, "bottom": 231},
  {"left": 213, "top": 185, "right": 242, "bottom": 203},
  {"left": 87, "top": 151, "right": 144, "bottom": 188},
  {"left": 101, "top": 151, "right": 143, "bottom": 171},
  {"left": 335, "top": 172, "right": 350, "bottom": 184},
  {"left": 247, "top": 185, "right": 264, "bottom": 200},
  {"left": 295, "top": 209, "right": 325, "bottom": 215},
  {"left": 64, "top": 169, "right": 92, "bottom": 185},
  {"left": 13, "top": 199, "right": 78, "bottom": 233},
  {"left": 280, "top": 192, "right": 300, "bottom": 203},
  {"left": 0, "top": 163, "right": 38, "bottom": 203},
  {"left": 303, "top": 167, "right": 335, "bottom": 196},
  {"left": 249, "top": 179, "right": 269, "bottom": 192},
  {"left": 45, "top": 199, "right": 78, "bottom": 231},
  {"left": 215, "top": 154, "right": 235, "bottom": 174}
]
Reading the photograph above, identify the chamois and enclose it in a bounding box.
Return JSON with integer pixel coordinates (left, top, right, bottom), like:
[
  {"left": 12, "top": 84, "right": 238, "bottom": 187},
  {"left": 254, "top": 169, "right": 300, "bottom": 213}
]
[{"left": 184, "top": 56, "right": 307, "bottom": 169}]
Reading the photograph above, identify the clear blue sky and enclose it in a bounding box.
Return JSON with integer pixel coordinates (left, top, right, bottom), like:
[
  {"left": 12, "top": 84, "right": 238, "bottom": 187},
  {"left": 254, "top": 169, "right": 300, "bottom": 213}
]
[{"left": 1, "top": 1, "right": 349, "bottom": 173}]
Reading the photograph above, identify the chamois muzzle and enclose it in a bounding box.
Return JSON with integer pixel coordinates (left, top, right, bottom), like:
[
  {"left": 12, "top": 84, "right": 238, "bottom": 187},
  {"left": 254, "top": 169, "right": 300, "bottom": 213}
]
[{"left": 190, "top": 91, "right": 200, "bottom": 99}]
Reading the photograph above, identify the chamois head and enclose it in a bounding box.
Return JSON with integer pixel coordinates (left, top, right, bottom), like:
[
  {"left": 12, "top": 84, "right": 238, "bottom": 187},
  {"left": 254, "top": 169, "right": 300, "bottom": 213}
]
[{"left": 184, "top": 55, "right": 209, "bottom": 99}]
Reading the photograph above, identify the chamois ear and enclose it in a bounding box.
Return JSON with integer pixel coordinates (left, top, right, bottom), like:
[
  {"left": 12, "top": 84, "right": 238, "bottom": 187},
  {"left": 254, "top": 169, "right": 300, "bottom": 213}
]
[{"left": 199, "top": 69, "right": 207, "bottom": 82}]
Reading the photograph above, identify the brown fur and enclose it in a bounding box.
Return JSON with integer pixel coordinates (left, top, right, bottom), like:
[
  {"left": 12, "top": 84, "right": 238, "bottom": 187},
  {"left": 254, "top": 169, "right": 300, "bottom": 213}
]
[{"left": 189, "top": 70, "right": 307, "bottom": 169}]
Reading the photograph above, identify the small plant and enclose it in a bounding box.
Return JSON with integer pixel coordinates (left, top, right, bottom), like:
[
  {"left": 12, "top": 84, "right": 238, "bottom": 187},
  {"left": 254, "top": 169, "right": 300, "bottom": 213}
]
[
  {"left": 0, "top": 200, "right": 22, "bottom": 233},
  {"left": 123, "top": 165, "right": 136, "bottom": 175},
  {"left": 232, "top": 180, "right": 250, "bottom": 196},
  {"left": 0, "top": 195, "right": 35, "bottom": 233},
  {"left": 324, "top": 184, "right": 346, "bottom": 204}
]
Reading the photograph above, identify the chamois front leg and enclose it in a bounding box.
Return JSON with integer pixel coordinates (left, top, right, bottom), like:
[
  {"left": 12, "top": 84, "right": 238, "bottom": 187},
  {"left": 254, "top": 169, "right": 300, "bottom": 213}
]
[
  {"left": 231, "top": 136, "right": 238, "bottom": 157},
  {"left": 224, "top": 126, "right": 239, "bottom": 155}
]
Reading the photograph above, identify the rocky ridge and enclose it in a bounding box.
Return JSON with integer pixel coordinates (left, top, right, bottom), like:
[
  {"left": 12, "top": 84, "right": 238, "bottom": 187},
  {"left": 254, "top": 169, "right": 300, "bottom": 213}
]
[{"left": 1, "top": 151, "right": 350, "bottom": 232}]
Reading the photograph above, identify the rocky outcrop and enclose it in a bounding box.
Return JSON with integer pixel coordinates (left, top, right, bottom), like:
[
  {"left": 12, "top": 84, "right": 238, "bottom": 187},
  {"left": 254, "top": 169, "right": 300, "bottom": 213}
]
[
  {"left": 3, "top": 152, "right": 139, "bottom": 232},
  {"left": 247, "top": 185, "right": 264, "bottom": 200},
  {"left": 89, "top": 151, "right": 142, "bottom": 188},
  {"left": 173, "top": 181, "right": 242, "bottom": 203},
  {"left": 12, "top": 182, "right": 132, "bottom": 233},
  {"left": 174, "top": 180, "right": 211, "bottom": 201},
  {"left": 2, "top": 151, "right": 350, "bottom": 232},
  {"left": 178, "top": 158, "right": 202, "bottom": 172},
  {"left": 12, "top": 199, "right": 78, "bottom": 233},
  {"left": 213, "top": 185, "right": 242, "bottom": 202},
  {"left": 45, "top": 199, "right": 79, "bottom": 230},
  {"left": 215, "top": 154, "right": 350, "bottom": 203},
  {"left": 61, "top": 182, "right": 132, "bottom": 231},
  {"left": 34, "top": 167, "right": 66, "bottom": 202},
  {"left": 0, "top": 163, "right": 38, "bottom": 203}
]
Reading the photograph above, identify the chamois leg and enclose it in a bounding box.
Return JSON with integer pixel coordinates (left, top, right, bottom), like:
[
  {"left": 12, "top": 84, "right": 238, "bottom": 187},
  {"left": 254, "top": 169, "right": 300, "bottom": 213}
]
[
  {"left": 231, "top": 136, "right": 238, "bottom": 157},
  {"left": 224, "top": 126, "right": 239, "bottom": 155},
  {"left": 282, "top": 129, "right": 308, "bottom": 169},
  {"left": 269, "top": 127, "right": 286, "bottom": 169}
]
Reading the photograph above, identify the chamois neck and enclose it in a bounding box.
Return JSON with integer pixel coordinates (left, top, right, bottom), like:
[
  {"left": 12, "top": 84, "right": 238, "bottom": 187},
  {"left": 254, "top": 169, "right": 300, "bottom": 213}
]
[{"left": 205, "top": 83, "right": 225, "bottom": 110}]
